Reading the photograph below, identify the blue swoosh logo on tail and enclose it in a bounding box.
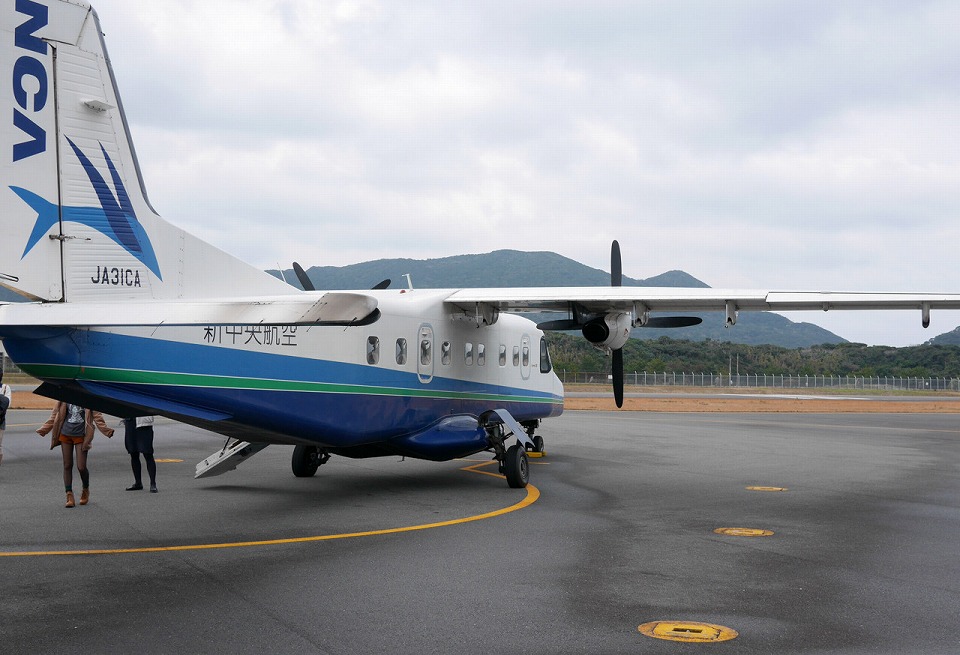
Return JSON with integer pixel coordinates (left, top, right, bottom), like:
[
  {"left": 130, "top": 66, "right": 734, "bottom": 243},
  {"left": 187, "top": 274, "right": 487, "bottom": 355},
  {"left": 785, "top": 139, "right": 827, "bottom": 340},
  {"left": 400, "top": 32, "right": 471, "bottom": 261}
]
[{"left": 13, "top": 139, "right": 162, "bottom": 280}]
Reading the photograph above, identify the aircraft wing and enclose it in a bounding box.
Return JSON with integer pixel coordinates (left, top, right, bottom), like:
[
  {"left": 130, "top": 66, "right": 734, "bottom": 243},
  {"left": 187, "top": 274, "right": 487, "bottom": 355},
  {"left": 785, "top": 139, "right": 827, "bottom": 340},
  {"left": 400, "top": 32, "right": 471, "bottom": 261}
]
[{"left": 445, "top": 288, "right": 960, "bottom": 326}]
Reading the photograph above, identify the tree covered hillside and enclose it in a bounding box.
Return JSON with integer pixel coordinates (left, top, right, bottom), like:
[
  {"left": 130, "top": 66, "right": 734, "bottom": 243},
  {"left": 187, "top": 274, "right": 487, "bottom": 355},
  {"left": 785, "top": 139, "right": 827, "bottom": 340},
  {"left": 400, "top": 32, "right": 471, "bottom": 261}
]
[{"left": 546, "top": 334, "right": 960, "bottom": 378}]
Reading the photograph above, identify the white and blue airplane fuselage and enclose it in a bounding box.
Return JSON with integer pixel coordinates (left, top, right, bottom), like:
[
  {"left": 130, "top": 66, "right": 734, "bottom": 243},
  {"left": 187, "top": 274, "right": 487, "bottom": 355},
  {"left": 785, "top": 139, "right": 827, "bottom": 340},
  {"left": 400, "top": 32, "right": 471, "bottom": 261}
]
[{"left": 2, "top": 290, "right": 563, "bottom": 462}]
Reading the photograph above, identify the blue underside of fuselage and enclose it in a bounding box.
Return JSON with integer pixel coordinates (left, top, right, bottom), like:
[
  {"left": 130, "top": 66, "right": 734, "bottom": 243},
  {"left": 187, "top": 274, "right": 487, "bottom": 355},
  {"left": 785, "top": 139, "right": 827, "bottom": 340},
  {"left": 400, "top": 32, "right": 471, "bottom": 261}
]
[{"left": 1, "top": 328, "right": 563, "bottom": 460}]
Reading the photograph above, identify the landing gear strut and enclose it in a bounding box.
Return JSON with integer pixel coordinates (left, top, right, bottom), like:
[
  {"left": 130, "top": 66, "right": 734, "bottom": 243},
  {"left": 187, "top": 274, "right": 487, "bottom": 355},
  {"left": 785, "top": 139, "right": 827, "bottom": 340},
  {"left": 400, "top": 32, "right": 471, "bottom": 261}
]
[
  {"left": 481, "top": 410, "right": 543, "bottom": 489},
  {"left": 291, "top": 445, "right": 330, "bottom": 477}
]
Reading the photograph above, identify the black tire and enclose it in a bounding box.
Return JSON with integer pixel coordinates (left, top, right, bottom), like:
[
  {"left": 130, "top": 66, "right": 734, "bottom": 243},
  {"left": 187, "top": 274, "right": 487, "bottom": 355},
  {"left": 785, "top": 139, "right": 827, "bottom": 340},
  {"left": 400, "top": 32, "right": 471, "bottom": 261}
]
[
  {"left": 503, "top": 444, "right": 529, "bottom": 488},
  {"left": 291, "top": 445, "right": 320, "bottom": 477},
  {"left": 532, "top": 435, "right": 545, "bottom": 453}
]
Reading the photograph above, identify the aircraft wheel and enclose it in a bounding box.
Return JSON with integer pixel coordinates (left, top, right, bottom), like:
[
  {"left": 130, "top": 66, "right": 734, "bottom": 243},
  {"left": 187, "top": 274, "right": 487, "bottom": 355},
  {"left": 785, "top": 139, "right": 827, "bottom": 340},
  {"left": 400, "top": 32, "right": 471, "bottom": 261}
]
[
  {"left": 503, "top": 444, "right": 529, "bottom": 488},
  {"left": 292, "top": 445, "right": 322, "bottom": 477},
  {"left": 532, "top": 435, "right": 545, "bottom": 453}
]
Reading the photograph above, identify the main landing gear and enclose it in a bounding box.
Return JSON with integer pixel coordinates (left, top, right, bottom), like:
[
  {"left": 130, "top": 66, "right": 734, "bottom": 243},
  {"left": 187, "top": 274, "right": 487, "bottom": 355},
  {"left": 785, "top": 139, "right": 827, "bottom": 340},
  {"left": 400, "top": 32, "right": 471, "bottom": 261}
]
[
  {"left": 291, "top": 445, "right": 330, "bottom": 477},
  {"left": 481, "top": 411, "right": 546, "bottom": 489},
  {"left": 501, "top": 443, "right": 529, "bottom": 489}
]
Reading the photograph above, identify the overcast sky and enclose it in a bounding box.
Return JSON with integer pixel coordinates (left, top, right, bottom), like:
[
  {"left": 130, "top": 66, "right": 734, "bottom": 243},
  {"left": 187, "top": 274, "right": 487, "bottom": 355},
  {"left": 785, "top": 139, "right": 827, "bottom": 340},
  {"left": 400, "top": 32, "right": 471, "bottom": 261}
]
[{"left": 90, "top": 0, "right": 960, "bottom": 347}]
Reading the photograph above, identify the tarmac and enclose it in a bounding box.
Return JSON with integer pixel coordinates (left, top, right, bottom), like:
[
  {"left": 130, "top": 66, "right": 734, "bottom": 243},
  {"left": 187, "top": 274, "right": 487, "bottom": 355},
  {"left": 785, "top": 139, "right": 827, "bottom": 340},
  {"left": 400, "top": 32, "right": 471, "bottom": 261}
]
[{"left": 1, "top": 408, "right": 958, "bottom": 654}]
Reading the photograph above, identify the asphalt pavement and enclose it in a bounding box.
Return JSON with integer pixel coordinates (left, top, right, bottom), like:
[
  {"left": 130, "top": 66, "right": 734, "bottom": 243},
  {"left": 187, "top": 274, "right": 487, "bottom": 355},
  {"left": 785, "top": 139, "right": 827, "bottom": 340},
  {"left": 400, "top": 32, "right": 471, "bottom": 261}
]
[{"left": 1, "top": 408, "right": 958, "bottom": 654}]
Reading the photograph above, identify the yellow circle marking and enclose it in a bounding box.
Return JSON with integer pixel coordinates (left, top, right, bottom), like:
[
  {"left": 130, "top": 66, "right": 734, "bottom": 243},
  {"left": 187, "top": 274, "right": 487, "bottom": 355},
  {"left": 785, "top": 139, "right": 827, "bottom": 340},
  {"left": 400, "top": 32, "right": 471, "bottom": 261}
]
[
  {"left": 154, "top": 459, "right": 183, "bottom": 463},
  {"left": 746, "top": 486, "right": 787, "bottom": 492},
  {"left": 639, "top": 621, "right": 738, "bottom": 643},
  {"left": 0, "top": 460, "right": 538, "bottom": 557},
  {"left": 714, "top": 527, "right": 774, "bottom": 537}
]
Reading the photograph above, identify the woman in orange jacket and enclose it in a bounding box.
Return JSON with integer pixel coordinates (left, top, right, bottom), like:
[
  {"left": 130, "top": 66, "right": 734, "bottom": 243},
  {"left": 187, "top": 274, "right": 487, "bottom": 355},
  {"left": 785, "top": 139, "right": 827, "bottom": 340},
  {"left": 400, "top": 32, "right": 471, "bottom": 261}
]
[{"left": 37, "top": 402, "right": 115, "bottom": 507}]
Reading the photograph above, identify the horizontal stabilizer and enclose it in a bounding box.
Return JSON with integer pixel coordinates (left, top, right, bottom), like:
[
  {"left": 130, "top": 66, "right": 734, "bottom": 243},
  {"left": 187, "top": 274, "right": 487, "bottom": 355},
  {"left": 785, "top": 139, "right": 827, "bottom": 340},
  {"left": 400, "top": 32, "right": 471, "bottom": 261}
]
[
  {"left": 34, "top": 382, "right": 142, "bottom": 418},
  {"left": 0, "top": 292, "right": 379, "bottom": 327},
  {"left": 80, "top": 382, "right": 233, "bottom": 422}
]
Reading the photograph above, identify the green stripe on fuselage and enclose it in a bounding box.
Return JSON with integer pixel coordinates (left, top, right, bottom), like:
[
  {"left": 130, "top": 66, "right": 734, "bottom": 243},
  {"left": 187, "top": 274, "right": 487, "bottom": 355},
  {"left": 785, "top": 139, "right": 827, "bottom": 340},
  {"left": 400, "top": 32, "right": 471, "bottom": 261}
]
[{"left": 21, "top": 363, "right": 563, "bottom": 406}]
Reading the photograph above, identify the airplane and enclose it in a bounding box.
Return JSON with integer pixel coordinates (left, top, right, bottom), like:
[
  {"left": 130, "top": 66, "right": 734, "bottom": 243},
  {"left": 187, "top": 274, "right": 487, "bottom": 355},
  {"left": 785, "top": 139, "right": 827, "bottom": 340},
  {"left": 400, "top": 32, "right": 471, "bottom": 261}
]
[{"left": 3, "top": 0, "right": 960, "bottom": 489}]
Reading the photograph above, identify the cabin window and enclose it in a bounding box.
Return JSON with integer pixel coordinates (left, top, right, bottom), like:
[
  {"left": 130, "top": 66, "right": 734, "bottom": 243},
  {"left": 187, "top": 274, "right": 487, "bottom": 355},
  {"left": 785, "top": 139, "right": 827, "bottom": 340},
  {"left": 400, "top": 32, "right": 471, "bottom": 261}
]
[
  {"left": 477, "top": 344, "right": 486, "bottom": 366},
  {"left": 464, "top": 342, "right": 474, "bottom": 366},
  {"left": 420, "top": 338, "right": 432, "bottom": 366},
  {"left": 499, "top": 344, "right": 507, "bottom": 366},
  {"left": 540, "top": 337, "right": 552, "bottom": 373},
  {"left": 441, "top": 341, "right": 451, "bottom": 366},
  {"left": 366, "top": 336, "right": 380, "bottom": 365},
  {"left": 512, "top": 346, "right": 520, "bottom": 367},
  {"left": 396, "top": 338, "right": 407, "bottom": 365},
  {"left": 522, "top": 344, "right": 530, "bottom": 368}
]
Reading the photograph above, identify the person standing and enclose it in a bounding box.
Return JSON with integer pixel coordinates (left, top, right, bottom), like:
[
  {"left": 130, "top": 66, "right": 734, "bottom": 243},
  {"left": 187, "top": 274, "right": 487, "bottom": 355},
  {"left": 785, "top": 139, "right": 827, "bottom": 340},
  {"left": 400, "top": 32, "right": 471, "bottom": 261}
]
[
  {"left": 0, "top": 370, "right": 11, "bottom": 468},
  {"left": 124, "top": 416, "right": 157, "bottom": 493},
  {"left": 37, "top": 401, "right": 114, "bottom": 507}
]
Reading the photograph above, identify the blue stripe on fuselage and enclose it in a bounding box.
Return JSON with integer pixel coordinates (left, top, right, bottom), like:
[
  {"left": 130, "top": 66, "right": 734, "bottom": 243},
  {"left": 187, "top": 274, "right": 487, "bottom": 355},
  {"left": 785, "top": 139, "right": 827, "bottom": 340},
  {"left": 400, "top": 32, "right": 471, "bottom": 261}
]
[{"left": 4, "top": 329, "right": 562, "bottom": 450}]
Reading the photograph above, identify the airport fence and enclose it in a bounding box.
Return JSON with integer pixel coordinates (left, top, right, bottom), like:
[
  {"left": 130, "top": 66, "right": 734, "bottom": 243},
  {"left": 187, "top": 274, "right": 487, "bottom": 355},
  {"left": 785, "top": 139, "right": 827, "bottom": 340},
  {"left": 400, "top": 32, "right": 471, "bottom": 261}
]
[{"left": 560, "top": 370, "right": 960, "bottom": 392}]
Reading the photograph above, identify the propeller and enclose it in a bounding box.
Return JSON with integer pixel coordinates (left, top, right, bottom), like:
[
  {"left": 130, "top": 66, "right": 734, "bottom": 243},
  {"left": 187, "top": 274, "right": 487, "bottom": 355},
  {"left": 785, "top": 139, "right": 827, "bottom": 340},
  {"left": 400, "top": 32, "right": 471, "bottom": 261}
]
[
  {"left": 535, "top": 241, "right": 707, "bottom": 408},
  {"left": 292, "top": 262, "right": 315, "bottom": 291},
  {"left": 293, "top": 262, "right": 391, "bottom": 292},
  {"left": 610, "top": 241, "right": 624, "bottom": 408},
  {"left": 643, "top": 316, "right": 702, "bottom": 328}
]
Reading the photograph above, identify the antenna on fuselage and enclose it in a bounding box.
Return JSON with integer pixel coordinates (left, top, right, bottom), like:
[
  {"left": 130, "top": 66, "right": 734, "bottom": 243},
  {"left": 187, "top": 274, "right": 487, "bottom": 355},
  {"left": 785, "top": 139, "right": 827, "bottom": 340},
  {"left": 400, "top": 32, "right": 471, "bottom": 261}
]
[{"left": 403, "top": 274, "right": 413, "bottom": 290}]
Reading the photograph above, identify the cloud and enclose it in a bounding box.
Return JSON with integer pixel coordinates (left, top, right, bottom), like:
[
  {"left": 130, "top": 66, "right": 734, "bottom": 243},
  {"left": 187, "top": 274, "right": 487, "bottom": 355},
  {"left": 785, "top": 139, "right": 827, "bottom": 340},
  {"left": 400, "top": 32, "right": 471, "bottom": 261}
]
[{"left": 91, "top": 0, "right": 960, "bottom": 346}]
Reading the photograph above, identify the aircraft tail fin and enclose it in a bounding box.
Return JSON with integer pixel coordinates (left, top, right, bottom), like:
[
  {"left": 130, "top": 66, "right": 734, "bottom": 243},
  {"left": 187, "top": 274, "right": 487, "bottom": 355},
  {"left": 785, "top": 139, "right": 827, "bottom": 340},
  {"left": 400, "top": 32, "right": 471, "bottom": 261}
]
[{"left": 1, "top": 0, "right": 294, "bottom": 302}]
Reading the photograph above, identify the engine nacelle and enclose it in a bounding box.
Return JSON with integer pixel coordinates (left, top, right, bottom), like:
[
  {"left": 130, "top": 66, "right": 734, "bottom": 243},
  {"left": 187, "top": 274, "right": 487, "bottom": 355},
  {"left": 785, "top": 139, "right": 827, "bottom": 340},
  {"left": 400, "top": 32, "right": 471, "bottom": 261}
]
[{"left": 582, "top": 312, "right": 632, "bottom": 350}]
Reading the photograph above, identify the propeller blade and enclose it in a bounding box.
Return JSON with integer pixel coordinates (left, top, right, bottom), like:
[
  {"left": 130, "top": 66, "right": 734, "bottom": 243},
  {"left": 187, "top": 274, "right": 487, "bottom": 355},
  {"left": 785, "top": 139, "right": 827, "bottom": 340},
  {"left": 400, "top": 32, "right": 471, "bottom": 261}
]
[
  {"left": 610, "top": 240, "right": 622, "bottom": 287},
  {"left": 537, "top": 319, "right": 582, "bottom": 331},
  {"left": 612, "top": 348, "right": 624, "bottom": 408},
  {"left": 640, "top": 316, "right": 703, "bottom": 329},
  {"left": 372, "top": 279, "right": 391, "bottom": 290},
  {"left": 292, "top": 262, "right": 315, "bottom": 291}
]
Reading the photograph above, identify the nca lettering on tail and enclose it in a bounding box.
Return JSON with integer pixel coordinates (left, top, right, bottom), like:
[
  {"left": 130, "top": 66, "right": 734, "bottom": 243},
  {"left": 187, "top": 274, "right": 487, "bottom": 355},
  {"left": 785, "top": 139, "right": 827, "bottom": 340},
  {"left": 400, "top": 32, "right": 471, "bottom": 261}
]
[{"left": 12, "top": 0, "right": 49, "bottom": 162}]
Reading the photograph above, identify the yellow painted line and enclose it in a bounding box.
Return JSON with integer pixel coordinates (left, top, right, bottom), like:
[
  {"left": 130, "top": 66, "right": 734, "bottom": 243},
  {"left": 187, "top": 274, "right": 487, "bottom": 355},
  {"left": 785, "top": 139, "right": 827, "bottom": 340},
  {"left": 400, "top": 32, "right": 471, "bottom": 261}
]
[
  {"left": 746, "top": 486, "right": 788, "bottom": 492},
  {"left": 0, "top": 460, "right": 539, "bottom": 557},
  {"left": 639, "top": 621, "right": 738, "bottom": 643},
  {"left": 154, "top": 459, "right": 183, "bottom": 463},
  {"left": 714, "top": 527, "right": 774, "bottom": 537}
]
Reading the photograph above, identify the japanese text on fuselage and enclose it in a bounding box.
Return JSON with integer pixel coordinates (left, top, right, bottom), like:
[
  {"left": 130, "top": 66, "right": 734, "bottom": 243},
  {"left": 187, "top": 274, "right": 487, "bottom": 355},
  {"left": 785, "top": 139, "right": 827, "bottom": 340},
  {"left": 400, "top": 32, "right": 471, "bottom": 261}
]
[{"left": 202, "top": 325, "right": 298, "bottom": 348}]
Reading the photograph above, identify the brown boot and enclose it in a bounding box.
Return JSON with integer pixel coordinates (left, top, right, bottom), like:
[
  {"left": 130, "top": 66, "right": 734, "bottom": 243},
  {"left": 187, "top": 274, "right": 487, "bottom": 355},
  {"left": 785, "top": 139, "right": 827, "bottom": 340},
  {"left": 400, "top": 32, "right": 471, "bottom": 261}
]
[
  {"left": 79, "top": 488, "right": 89, "bottom": 506},
  {"left": 65, "top": 491, "right": 75, "bottom": 508}
]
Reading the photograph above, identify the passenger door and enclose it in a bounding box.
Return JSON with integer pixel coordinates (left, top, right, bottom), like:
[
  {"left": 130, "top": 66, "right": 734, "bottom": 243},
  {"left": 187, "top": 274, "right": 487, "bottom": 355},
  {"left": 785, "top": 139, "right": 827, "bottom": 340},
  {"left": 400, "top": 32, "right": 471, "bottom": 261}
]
[{"left": 417, "top": 324, "right": 434, "bottom": 383}]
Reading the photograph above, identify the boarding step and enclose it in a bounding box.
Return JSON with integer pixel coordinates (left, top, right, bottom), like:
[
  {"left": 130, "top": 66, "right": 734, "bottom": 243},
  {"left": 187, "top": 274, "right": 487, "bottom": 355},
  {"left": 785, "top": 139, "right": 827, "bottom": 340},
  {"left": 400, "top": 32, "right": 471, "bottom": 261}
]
[{"left": 195, "top": 439, "right": 269, "bottom": 479}]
